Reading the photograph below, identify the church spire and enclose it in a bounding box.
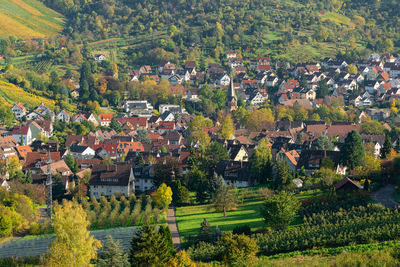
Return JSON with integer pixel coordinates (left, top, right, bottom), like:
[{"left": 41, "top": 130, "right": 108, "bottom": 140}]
[{"left": 225, "top": 75, "right": 237, "bottom": 112}]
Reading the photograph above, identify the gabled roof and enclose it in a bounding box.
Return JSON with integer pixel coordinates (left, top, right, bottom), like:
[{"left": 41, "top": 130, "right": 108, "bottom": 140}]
[
  {"left": 70, "top": 145, "right": 92, "bottom": 153},
  {"left": 24, "top": 152, "right": 61, "bottom": 169},
  {"left": 335, "top": 177, "right": 360, "bottom": 190},
  {"left": 12, "top": 125, "right": 30, "bottom": 135},
  {"left": 13, "top": 102, "right": 27, "bottom": 112},
  {"left": 15, "top": 145, "right": 32, "bottom": 159},
  {"left": 89, "top": 164, "right": 132, "bottom": 186},
  {"left": 98, "top": 114, "right": 113, "bottom": 122}
]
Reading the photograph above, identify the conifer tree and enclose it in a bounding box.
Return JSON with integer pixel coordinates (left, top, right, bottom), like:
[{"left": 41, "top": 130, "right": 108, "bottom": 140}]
[
  {"left": 381, "top": 134, "right": 392, "bottom": 159},
  {"left": 129, "top": 225, "right": 174, "bottom": 266},
  {"left": 98, "top": 235, "right": 129, "bottom": 267},
  {"left": 341, "top": 130, "right": 365, "bottom": 170}
]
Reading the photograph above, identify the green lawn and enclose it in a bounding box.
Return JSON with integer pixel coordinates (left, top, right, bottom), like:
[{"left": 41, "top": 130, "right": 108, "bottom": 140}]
[{"left": 176, "top": 188, "right": 321, "bottom": 246}]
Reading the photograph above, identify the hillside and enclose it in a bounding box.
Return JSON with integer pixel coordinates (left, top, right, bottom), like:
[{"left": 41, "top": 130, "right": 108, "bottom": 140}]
[
  {"left": 0, "top": 80, "right": 55, "bottom": 109},
  {"left": 41, "top": 0, "right": 399, "bottom": 62},
  {"left": 0, "top": 0, "right": 64, "bottom": 38}
]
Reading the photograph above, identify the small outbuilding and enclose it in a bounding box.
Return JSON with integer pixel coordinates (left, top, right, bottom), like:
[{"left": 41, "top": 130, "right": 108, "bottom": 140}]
[{"left": 335, "top": 177, "right": 360, "bottom": 192}]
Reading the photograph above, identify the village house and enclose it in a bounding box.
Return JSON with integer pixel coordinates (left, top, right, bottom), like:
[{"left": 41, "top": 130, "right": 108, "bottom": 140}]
[
  {"left": 98, "top": 114, "right": 114, "bottom": 127},
  {"left": 56, "top": 110, "right": 70, "bottom": 123},
  {"left": 69, "top": 145, "right": 96, "bottom": 159},
  {"left": 12, "top": 102, "right": 27, "bottom": 120},
  {"left": 12, "top": 125, "right": 33, "bottom": 145},
  {"left": 89, "top": 164, "right": 134, "bottom": 198}
]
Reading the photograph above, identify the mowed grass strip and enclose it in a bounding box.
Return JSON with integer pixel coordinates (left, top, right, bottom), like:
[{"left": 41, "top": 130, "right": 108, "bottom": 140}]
[
  {"left": 175, "top": 189, "right": 322, "bottom": 245},
  {"left": 176, "top": 200, "right": 266, "bottom": 241}
]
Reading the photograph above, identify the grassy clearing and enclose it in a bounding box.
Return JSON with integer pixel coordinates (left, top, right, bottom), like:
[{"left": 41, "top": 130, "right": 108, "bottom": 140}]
[
  {"left": 0, "top": 0, "right": 64, "bottom": 38},
  {"left": 176, "top": 188, "right": 321, "bottom": 245},
  {"left": 320, "top": 11, "right": 353, "bottom": 27}
]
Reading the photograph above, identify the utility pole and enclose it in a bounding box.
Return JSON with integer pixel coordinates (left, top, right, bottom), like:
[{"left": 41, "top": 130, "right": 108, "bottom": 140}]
[{"left": 46, "top": 150, "right": 53, "bottom": 222}]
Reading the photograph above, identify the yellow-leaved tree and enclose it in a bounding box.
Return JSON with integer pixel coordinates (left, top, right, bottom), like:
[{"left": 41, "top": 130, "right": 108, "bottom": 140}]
[
  {"left": 43, "top": 201, "right": 101, "bottom": 267},
  {"left": 153, "top": 183, "right": 173, "bottom": 211}
]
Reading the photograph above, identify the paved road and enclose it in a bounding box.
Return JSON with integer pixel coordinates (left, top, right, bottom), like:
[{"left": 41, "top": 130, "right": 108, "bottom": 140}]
[
  {"left": 373, "top": 184, "right": 399, "bottom": 208},
  {"left": 0, "top": 227, "right": 138, "bottom": 258},
  {"left": 167, "top": 207, "right": 181, "bottom": 251}
]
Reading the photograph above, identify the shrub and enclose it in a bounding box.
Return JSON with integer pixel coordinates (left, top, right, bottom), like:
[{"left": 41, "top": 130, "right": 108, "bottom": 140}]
[{"left": 232, "top": 225, "right": 252, "bottom": 235}]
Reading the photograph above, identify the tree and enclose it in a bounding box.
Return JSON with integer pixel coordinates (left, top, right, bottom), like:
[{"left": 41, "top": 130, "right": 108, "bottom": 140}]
[
  {"left": 218, "top": 232, "right": 258, "bottom": 267},
  {"left": 313, "top": 168, "right": 342, "bottom": 190},
  {"left": 65, "top": 153, "right": 79, "bottom": 173},
  {"left": 110, "top": 119, "right": 121, "bottom": 133},
  {"left": 201, "top": 142, "right": 229, "bottom": 174},
  {"left": 341, "top": 130, "right": 365, "bottom": 170},
  {"left": 219, "top": 114, "right": 234, "bottom": 139},
  {"left": 381, "top": 134, "right": 393, "bottom": 159},
  {"left": 250, "top": 138, "right": 273, "bottom": 184},
  {"left": 275, "top": 159, "right": 293, "bottom": 189},
  {"left": 361, "top": 121, "right": 386, "bottom": 134},
  {"left": 154, "top": 157, "right": 183, "bottom": 186},
  {"left": 260, "top": 191, "right": 300, "bottom": 230},
  {"left": 136, "top": 128, "right": 151, "bottom": 144},
  {"left": 98, "top": 235, "right": 129, "bottom": 267},
  {"left": 167, "top": 250, "right": 195, "bottom": 267},
  {"left": 212, "top": 183, "right": 238, "bottom": 217},
  {"left": 197, "top": 218, "right": 212, "bottom": 242},
  {"left": 153, "top": 183, "right": 173, "bottom": 211},
  {"left": 315, "top": 135, "right": 335, "bottom": 151},
  {"left": 129, "top": 225, "right": 174, "bottom": 266},
  {"left": 244, "top": 108, "right": 274, "bottom": 131},
  {"left": 170, "top": 180, "right": 189, "bottom": 206},
  {"left": 347, "top": 64, "right": 358, "bottom": 74},
  {"left": 44, "top": 201, "right": 101, "bottom": 267},
  {"left": 0, "top": 105, "right": 15, "bottom": 127},
  {"left": 317, "top": 79, "right": 329, "bottom": 98}
]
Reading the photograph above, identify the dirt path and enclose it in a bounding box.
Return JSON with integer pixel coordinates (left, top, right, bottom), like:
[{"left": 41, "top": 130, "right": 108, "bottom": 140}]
[
  {"left": 167, "top": 207, "right": 181, "bottom": 251},
  {"left": 372, "top": 184, "right": 399, "bottom": 208}
]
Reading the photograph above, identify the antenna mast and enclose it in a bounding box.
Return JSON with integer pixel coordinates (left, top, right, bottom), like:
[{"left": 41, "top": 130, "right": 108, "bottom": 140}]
[{"left": 46, "top": 150, "right": 53, "bottom": 222}]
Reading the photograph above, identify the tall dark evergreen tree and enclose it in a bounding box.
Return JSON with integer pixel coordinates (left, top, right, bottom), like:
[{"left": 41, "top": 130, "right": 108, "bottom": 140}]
[
  {"left": 129, "top": 225, "right": 174, "bottom": 266},
  {"left": 381, "top": 134, "right": 392, "bottom": 159},
  {"left": 317, "top": 79, "right": 329, "bottom": 98},
  {"left": 341, "top": 130, "right": 365, "bottom": 170}
]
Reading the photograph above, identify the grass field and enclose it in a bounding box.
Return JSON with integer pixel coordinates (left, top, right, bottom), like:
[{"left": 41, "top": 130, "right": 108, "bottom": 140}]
[
  {"left": 0, "top": 0, "right": 64, "bottom": 38},
  {"left": 0, "top": 80, "right": 55, "bottom": 109},
  {"left": 176, "top": 189, "right": 321, "bottom": 246}
]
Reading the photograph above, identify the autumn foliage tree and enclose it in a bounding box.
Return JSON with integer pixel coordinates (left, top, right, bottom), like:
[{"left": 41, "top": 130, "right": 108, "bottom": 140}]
[{"left": 43, "top": 201, "right": 101, "bottom": 267}]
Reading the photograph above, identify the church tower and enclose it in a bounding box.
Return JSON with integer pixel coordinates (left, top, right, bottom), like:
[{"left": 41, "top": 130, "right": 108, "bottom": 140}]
[{"left": 225, "top": 75, "right": 237, "bottom": 112}]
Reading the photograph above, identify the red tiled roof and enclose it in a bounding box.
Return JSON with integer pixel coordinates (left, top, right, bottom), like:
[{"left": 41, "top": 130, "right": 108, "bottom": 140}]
[
  {"left": 99, "top": 114, "right": 113, "bottom": 122},
  {"left": 15, "top": 145, "right": 32, "bottom": 159},
  {"left": 117, "top": 117, "right": 147, "bottom": 128},
  {"left": 12, "top": 125, "right": 30, "bottom": 135},
  {"left": 93, "top": 144, "right": 117, "bottom": 156},
  {"left": 117, "top": 142, "right": 144, "bottom": 154}
]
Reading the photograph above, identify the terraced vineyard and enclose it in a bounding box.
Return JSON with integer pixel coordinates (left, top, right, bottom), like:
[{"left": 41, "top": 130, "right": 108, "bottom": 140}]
[
  {"left": 0, "top": 227, "right": 139, "bottom": 258},
  {"left": 0, "top": 0, "right": 64, "bottom": 38},
  {"left": 0, "top": 80, "right": 55, "bottom": 109}
]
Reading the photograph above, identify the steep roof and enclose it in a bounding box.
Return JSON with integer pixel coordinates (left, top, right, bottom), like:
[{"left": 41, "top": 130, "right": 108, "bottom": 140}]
[
  {"left": 89, "top": 164, "right": 133, "bottom": 186},
  {"left": 15, "top": 145, "right": 32, "bottom": 159}
]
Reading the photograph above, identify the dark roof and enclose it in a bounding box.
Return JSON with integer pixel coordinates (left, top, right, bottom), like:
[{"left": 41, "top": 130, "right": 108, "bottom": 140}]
[
  {"left": 89, "top": 164, "right": 132, "bottom": 186},
  {"left": 69, "top": 145, "right": 90, "bottom": 153},
  {"left": 335, "top": 177, "right": 360, "bottom": 191}
]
